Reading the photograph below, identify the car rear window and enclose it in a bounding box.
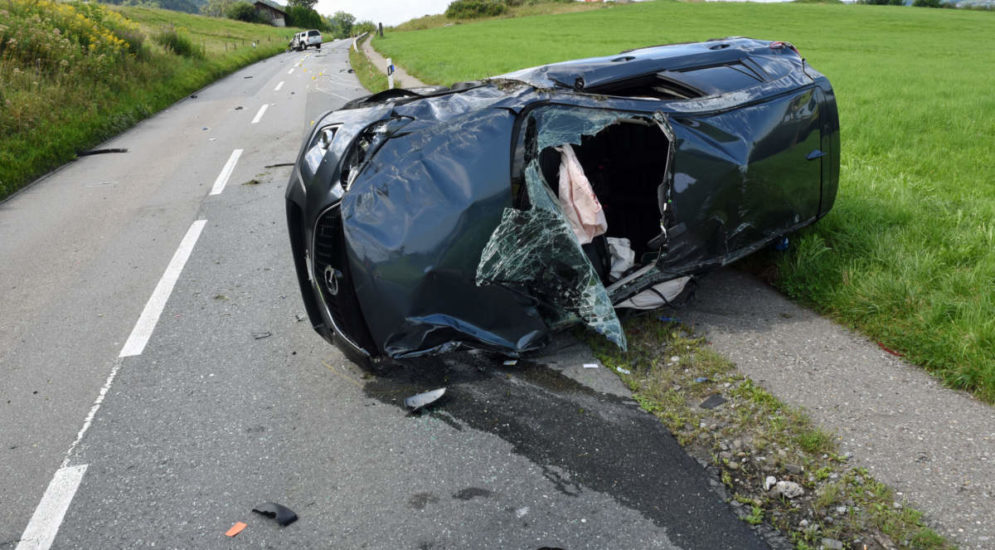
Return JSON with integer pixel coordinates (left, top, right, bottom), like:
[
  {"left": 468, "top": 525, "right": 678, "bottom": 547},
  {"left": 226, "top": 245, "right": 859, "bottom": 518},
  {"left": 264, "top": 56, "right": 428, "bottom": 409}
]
[{"left": 308, "top": 31, "right": 320, "bottom": 37}]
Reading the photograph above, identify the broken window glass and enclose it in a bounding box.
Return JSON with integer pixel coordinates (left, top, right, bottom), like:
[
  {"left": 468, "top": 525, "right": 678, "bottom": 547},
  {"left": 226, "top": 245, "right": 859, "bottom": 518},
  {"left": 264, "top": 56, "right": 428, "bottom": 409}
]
[{"left": 476, "top": 161, "right": 626, "bottom": 350}]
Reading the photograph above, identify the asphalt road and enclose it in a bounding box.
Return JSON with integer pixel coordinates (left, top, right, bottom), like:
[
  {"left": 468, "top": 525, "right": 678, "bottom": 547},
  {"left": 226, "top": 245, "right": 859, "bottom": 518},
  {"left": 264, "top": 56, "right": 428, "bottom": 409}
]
[{"left": 1, "top": 40, "right": 768, "bottom": 549}]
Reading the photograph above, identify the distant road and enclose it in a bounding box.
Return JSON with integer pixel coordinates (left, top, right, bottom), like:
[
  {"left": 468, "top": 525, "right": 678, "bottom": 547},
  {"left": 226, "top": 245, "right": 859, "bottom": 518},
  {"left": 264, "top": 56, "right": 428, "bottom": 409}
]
[{"left": 0, "top": 40, "right": 767, "bottom": 549}]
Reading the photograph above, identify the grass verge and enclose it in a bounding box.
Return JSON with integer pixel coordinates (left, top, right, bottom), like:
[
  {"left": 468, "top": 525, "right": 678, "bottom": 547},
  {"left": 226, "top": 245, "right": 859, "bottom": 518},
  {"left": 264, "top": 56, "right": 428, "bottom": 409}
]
[
  {"left": 369, "top": 1, "right": 995, "bottom": 402},
  {"left": 348, "top": 38, "right": 388, "bottom": 94},
  {"left": 0, "top": 1, "right": 299, "bottom": 200},
  {"left": 588, "top": 315, "right": 951, "bottom": 549}
]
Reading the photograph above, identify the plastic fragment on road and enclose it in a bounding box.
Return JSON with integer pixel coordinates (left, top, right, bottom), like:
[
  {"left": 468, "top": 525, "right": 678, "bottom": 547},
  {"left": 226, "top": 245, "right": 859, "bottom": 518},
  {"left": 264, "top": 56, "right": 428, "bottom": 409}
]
[
  {"left": 582, "top": 363, "right": 599, "bottom": 369},
  {"left": 699, "top": 394, "right": 727, "bottom": 409},
  {"left": 502, "top": 359, "right": 518, "bottom": 366},
  {"left": 616, "top": 366, "right": 631, "bottom": 375},
  {"left": 694, "top": 377, "right": 709, "bottom": 383},
  {"left": 555, "top": 144, "right": 607, "bottom": 245},
  {"left": 404, "top": 388, "right": 446, "bottom": 412},
  {"left": 877, "top": 342, "right": 905, "bottom": 357},
  {"left": 225, "top": 522, "right": 247, "bottom": 537},
  {"left": 252, "top": 502, "right": 299, "bottom": 526},
  {"left": 252, "top": 331, "right": 272, "bottom": 340},
  {"left": 77, "top": 148, "right": 128, "bottom": 157}
]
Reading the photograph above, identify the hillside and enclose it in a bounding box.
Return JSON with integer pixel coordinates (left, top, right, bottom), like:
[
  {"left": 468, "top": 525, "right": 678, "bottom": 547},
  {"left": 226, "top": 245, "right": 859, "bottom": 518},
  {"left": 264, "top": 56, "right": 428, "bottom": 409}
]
[
  {"left": 372, "top": 1, "right": 995, "bottom": 402},
  {"left": 100, "top": 0, "right": 207, "bottom": 15},
  {"left": 0, "top": 1, "right": 298, "bottom": 200}
]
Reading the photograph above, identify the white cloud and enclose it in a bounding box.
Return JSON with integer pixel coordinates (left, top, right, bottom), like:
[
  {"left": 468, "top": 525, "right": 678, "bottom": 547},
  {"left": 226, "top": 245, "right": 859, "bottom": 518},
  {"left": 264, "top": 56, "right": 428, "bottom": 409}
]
[{"left": 313, "top": 0, "right": 453, "bottom": 27}]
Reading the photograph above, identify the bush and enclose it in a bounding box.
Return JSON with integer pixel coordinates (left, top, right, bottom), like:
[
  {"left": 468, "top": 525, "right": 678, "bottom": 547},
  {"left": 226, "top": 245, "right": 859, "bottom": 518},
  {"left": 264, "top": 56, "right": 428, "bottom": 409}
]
[
  {"left": 153, "top": 26, "right": 204, "bottom": 58},
  {"left": 445, "top": 0, "right": 507, "bottom": 19},
  {"left": 913, "top": 0, "right": 943, "bottom": 6},
  {"left": 285, "top": 6, "right": 326, "bottom": 30},
  {"left": 226, "top": 1, "right": 263, "bottom": 23}
]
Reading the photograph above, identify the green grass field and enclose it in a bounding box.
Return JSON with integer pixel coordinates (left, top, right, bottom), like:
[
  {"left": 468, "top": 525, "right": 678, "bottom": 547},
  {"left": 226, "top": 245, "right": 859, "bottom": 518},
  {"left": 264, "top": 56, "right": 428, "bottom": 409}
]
[
  {"left": 372, "top": 2, "right": 995, "bottom": 401},
  {"left": 0, "top": 1, "right": 298, "bottom": 200}
]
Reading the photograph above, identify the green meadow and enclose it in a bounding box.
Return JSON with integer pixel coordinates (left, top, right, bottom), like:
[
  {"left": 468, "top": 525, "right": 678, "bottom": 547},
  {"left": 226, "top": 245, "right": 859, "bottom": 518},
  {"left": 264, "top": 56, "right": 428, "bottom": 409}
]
[
  {"left": 372, "top": 2, "right": 995, "bottom": 401},
  {"left": 0, "top": 1, "right": 297, "bottom": 199}
]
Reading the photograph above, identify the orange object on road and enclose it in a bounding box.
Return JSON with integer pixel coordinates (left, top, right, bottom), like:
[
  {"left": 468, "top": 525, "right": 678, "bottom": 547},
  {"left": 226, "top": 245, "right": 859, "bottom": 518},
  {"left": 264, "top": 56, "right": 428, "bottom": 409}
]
[{"left": 225, "top": 522, "right": 247, "bottom": 537}]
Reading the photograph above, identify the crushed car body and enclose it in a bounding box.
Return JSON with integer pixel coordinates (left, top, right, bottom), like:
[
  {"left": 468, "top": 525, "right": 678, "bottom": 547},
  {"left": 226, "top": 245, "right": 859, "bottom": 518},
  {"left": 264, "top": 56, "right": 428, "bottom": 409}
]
[{"left": 285, "top": 37, "right": 840, "bottom": 364}]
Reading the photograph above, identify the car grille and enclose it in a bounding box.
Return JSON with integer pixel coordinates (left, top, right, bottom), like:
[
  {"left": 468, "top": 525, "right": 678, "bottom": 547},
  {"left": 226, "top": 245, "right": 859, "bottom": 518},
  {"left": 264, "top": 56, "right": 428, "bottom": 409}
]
[{"left": 312, "top": 206, "right": 376, "bottom": 354}]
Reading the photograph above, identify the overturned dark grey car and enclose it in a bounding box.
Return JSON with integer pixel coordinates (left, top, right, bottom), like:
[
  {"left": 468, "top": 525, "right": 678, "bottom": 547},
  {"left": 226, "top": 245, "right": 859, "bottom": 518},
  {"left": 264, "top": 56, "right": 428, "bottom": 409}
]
[{"left": 285, "top": 38, "right": 839, "bottom": 365}]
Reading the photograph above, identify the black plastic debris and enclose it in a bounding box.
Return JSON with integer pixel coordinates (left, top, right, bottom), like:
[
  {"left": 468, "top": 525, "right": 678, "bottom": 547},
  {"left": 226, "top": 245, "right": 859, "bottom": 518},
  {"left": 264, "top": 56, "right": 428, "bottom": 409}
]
[
  {"left": 190, "top": 94, "right": 198, "bottom": 98},
  {"left": 699, "top": 394, "right": 727, "bottom": 410},
  {"left": 252, "top": 331, "right": 272, "bottom": 340},
  {"left": 404, "top": 388, "right": 445, "bottom": 412},
  {"left": 77, "top": 148, "right": 128, "bottom": 157},
  {"left": 265, "top": 163, "right": 295, "bottom": 168},
  {"left": 235, "top": 106, "right": 244, "bottom": 110},
  {"left": 251, "top": 502, "right": 298, "bottom": 526},
  {"left": 244, "top": 75, "right": 253, "bottom": 79}
]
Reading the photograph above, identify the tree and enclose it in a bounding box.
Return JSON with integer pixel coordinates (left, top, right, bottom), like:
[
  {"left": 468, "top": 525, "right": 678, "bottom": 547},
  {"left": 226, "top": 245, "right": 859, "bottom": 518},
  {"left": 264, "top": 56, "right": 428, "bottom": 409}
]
[
  {"left": 287, "top": 0, "right": 317, "bottom": 10},
  {"left": 353, "top": 20, "right": 376, "bottom": 36},
  {"left": 227, "top": 1, "right": 263, "bottom": 23},
  {"left": 201, "top": 0, "right": 235, "bottom": 17},
  {"left": 328, "top": 11, "right": 355, "bottom": 38},
  {"left": 285, "top": 5, "right": 326, "bottom": 30}
]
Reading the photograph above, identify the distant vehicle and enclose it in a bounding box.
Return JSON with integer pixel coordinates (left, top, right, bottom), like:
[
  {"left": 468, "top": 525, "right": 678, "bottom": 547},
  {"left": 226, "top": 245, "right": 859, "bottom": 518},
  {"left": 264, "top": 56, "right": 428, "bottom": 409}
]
[
  {"left": 301, "top": 29, "right": 321, "bottom": 50},
  {"left": 285, "top": 38, "right": 840, "bottom": 365},
  {"left": 289, "top": 31, "right": 320, "bottom": 51}
]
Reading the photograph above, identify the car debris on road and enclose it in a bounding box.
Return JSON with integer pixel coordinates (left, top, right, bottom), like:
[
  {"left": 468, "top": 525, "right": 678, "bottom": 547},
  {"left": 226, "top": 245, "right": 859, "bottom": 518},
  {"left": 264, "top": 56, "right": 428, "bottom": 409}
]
[{"left": 285, "top": 38, "right": 839, "bottom": 365}]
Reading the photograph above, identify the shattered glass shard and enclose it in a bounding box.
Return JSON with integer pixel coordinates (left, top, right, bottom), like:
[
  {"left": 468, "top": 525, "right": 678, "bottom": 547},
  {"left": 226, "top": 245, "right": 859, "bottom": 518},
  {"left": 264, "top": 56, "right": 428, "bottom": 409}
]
[{"left": 475, "top": 161, "right": 626, "bottom": 350}]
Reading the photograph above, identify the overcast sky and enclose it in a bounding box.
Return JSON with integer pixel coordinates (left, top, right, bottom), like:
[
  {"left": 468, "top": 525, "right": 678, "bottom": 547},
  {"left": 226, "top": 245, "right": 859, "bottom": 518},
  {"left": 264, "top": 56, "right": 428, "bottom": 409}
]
[{"left": 312, "top": 0, "right": 453, "bottom": 27}]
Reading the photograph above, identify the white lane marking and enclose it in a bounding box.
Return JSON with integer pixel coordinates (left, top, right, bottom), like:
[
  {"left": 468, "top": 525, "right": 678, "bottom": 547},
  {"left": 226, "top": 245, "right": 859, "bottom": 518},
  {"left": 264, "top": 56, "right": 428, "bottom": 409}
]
[
  {"left": 16, "top": 465, "right": 88, "bottom": 550},
  {"left": 251, "top": 104, "right": 269, "bottom": 125},
  {"left": 119, "top": 220, "right": 208, "bottom": 357},
  {"left": 287, "top": 68, "right": 294, "bottom": 75},
  {"left": 274, "top": 81, "right": 284, "bottom": 92},
  {"left": 209, "top": 149, "right": 242, "bottom": 196},
  {"left": 61, "top": 358, "right": 123, "bottom": 467}
]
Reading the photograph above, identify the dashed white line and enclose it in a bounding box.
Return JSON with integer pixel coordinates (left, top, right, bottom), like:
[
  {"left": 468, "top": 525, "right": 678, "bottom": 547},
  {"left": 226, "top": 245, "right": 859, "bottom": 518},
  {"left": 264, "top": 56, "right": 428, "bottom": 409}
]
[
  {"left": 209, "top": 149, "right": 242, "bottom": 196},
  {"left": 251, "top": 104, "right": 269, "bottom": 125},
  {"left": 16, "top": 465, "right": 88, "bottom": 550},
  {"left": 119, "top": 219, "right": 208, "bottom": 357},
  {"left": 274, "top": 81, "right": 284, "bottom": 92},
  {"left": 288, "top": 68, "right": 294, "bottom": 75}
]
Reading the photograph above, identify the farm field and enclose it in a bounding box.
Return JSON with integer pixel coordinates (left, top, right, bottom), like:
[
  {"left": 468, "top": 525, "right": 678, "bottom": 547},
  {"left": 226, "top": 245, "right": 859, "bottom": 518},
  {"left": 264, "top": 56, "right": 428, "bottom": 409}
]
[
  {"left": 373, "top": 2, "right": 995, "bottom": 401},
  {"left": 0, "top": 1, "right": 298, "bottom": 199}
]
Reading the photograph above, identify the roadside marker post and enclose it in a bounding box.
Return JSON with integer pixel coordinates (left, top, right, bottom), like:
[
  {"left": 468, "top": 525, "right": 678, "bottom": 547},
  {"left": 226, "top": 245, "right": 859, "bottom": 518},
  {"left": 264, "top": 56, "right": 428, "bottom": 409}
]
[{"left": 386, "top": 58, "right": 395, "bottom": 89}]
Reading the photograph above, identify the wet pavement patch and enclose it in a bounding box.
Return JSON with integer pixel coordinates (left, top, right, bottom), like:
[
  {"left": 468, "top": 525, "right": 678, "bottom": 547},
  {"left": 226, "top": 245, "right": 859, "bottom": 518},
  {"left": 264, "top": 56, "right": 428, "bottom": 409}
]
[{"left": 362, "top": 353, "right": 767, "bottom": 549}]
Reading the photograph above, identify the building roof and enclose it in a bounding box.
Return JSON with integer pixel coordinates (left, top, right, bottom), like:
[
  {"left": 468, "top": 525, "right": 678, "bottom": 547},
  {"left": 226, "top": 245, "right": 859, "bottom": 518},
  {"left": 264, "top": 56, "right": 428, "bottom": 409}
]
[{"left": 253, "top": 0, "right": 286, "bottom": 15}]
